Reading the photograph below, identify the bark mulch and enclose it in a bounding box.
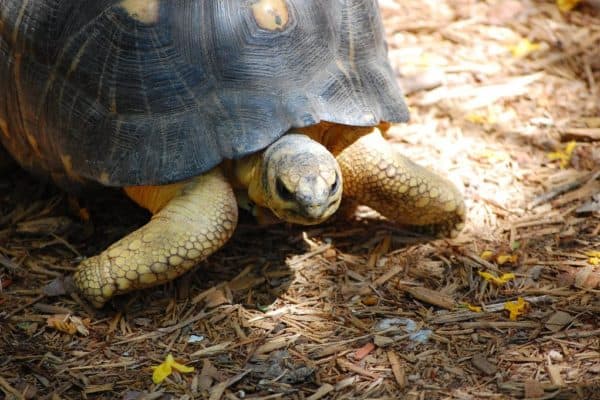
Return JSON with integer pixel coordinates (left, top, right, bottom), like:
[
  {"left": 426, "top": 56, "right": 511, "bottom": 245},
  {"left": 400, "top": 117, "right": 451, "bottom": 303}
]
[{"left": 1, "top": 1, "right": 599, "bottom": 399}]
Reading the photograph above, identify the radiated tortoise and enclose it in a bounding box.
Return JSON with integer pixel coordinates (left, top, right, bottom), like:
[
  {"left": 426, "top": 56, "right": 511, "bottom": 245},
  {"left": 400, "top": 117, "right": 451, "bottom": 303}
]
[{"left": 0, "top": 0, "right": 466, "bottom": 307}]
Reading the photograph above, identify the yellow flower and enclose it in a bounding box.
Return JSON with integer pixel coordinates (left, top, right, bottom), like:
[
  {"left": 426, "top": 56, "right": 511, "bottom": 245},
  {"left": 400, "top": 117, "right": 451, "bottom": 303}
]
[
  {"left": 556, "top": 0, "right": 582, "bottom": 12},
  {"left": 509, "top": 39, "right": 541, "bottom": 58},
  {"left": 151, "top": 354, "right": 194, "bottom": 384},
  {"left": 547, "top": 141, "right": 577, "bottom": 168},
  {"left": 504, "top": 297, "right": 528, "bottom": 320},
  {"left": 480, "top": 250, "right": 494, "bottom": 261},
  {"left": 478, "top": 271, "right": 516, "bottom": 285}
]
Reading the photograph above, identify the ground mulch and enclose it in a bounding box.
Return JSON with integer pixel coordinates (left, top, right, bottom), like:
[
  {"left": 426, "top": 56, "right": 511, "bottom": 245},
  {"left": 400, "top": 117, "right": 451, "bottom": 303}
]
[{"left": 1, "top": 1, "right": 599, "bottom": 399}]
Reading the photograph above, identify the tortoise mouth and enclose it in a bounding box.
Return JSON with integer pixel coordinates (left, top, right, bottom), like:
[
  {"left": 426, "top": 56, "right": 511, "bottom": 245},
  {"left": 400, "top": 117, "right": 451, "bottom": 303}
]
[{"left": 273, "top": 198, "right": 340, "bottom": 226}]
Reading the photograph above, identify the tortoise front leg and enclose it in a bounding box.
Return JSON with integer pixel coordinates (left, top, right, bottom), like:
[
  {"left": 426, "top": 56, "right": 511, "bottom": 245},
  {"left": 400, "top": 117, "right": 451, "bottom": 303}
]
[
  {"left": 73, "top": 168, "right": 238, "bottom": 308},
  {"left": 335, "top": 129, "right": 465, "bottom": 237}
]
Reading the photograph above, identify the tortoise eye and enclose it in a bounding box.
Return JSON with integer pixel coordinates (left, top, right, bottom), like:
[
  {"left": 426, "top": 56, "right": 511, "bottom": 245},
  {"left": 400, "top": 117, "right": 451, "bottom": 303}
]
[{"left": 276, "top": 178, "right": 294, "bottom": 201}]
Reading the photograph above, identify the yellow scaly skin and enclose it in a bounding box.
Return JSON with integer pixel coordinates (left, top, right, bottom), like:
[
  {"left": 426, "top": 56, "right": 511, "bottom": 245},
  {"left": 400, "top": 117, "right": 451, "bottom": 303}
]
[{"left": 73, "top": 168, "right": 238, "bottom": 308}]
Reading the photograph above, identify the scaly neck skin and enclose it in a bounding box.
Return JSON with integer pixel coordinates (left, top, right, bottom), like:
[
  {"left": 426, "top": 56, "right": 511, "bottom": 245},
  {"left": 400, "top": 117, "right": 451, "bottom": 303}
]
[{"left": 229, "top": 154, "right": 268, "bottom": 208}]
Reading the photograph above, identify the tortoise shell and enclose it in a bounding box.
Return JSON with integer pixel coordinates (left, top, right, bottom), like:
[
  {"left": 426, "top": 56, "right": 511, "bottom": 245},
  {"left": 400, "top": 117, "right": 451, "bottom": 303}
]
[{"left": 0, "top": 0, "right": 408, "bottom": 187}]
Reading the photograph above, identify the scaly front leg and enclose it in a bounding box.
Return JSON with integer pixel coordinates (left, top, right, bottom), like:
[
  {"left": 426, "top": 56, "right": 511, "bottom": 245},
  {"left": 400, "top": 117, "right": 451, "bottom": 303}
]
[
  {"left": 73, "top": 168, "right": 238, "bottom": 308},
  {"left": 336, "top": 129, "right": 465, "bottom": 237}
]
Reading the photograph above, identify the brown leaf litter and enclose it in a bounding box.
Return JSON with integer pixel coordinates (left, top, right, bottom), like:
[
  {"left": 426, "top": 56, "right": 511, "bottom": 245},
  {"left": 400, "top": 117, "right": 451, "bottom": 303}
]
[{"left": 1, "top": 1, "right": 599, "bottom": 399}]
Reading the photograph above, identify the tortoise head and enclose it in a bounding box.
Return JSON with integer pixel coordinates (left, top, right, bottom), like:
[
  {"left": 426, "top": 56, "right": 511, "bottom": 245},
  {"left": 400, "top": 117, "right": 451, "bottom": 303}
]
[{"left": 248, "top": 133, "right": 342, "bottom": 225}]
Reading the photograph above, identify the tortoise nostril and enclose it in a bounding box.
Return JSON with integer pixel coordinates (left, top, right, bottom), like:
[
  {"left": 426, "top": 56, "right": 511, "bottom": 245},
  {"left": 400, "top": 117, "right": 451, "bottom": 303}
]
[{"left": 330, "top": 173, "right": 340, "bottom": 195}]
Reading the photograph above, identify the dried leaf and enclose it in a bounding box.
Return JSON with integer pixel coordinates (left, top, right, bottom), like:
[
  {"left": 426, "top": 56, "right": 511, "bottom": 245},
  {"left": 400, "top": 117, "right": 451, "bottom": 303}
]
[
  {"left": 47, "top": 316, "right": 77, "bottom": 335},
  {"left": 46, "top": 314, "right": 90, "bottom": 336}
]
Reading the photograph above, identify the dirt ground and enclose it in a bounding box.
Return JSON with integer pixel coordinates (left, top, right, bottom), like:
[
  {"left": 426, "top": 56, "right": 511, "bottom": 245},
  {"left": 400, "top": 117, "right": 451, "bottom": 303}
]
[{"left": 1, "top": 1, "right": 599, "bottom": 399}]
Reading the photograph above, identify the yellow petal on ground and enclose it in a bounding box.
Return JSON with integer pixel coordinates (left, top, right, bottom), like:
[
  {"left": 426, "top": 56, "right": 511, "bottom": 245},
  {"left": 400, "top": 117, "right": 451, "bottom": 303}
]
[
  {"left": 547, "top": 141, "right": 577, "bottom": 169},
  {"left": 504, "top": 297, "right": 528, "bottom": 321},
  {"left": 509, "top": 39, "right": 541, "bottom": 58},
  {"left": 556, "top": 0, "right": 582, "bottom": 12},
  {"left": 467, "top": 303, "right": 482, "bottom": 312},
  {"left": 478, "top": 271, "right": 516, "bottom": 285},
  {"left": 496, "top": 254, "right": 518, "bottom": 265},
  {"left": 170, "top": 359, "right": 195, "bottom": 373},
  {"left": 152, "top": 356, "right": 173, "bottom": 384},
  {"left": 480, "top": 250, "right": 494, "bottom": 261},
  {"left": 586, "top": 250, "right": 600, "bottom": 265},
  {"left": 152, "top": 354, "right": 194, "bottom": 384},
  {"left": 475, "top": 149, "right": 510, "bottom": 163}
]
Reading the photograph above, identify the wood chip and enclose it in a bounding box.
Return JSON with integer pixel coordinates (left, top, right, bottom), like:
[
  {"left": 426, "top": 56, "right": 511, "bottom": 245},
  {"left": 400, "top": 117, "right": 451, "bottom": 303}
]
[
  {"left": 191, "top": 342, "right": 232, "bottom": 358},
  {"left": 208, "top": 370, "right": 250, "bottom": 400},
  {"left": 524, "top": 380, "right": 545, "bottom": 398},
  {"left": 204, "top": 289, "right": 231, "bottom": 309},
  {"left": 336, "top": 358, "right": 380, "bottom": 380},
  {"left": 387, "top": 350, "right": 407, "bottom": 388},
  {"left": 3, "top": 2, "right": 600, "bottom": 399},
  {"left": 545, "top": 311, "right": 574, "bottom": 332},
  {"left": 561, "top": 127, "right": 600, "bottom": 141},
  {"left": 546, "top": 364, "right": 565, "bottom": 386},
  {"left": 306, "top": 383, "right": 334, "bottom": 400},
  {"left": 401, "top": 285, "right": 456, "bottom": 309},
  {"left": 354, "top": 342, "right": 376, "bottom": 360},
  {"left": 84, "top": 384, "right": 114, "bottom": 394},
  {"left": 254, "top": 334, "right": 300, "bottom": 355},
  {"left": 373, "top": 264, "right": 404, "bottom": 287},
  {"left": 471, "top": 354, "right": 497, "bottom": 376},
  {"left": 0, "top": 376, "right": 25, "bottom": 400}
]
